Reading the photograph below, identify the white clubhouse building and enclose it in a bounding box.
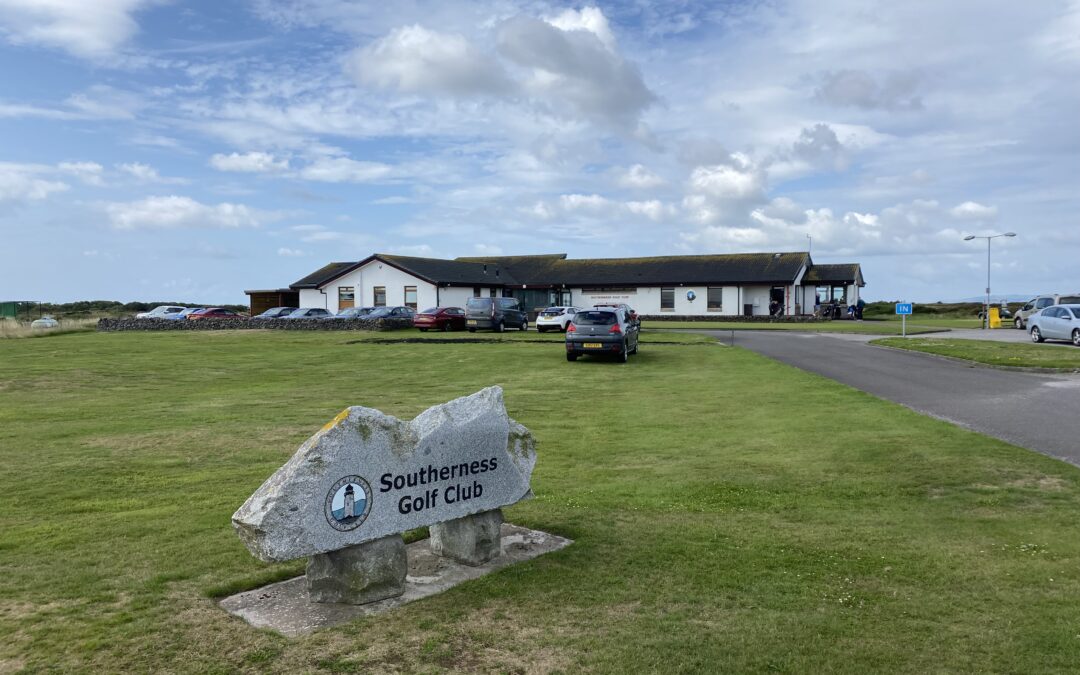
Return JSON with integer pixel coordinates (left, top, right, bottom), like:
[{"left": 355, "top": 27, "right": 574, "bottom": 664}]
[{"left": 246, "top": 252, "right": 864, "bottom": 318}]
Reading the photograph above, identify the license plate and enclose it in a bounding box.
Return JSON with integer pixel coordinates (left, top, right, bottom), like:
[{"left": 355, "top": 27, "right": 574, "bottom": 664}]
[
  {"left": 583, "top": 342, "right": 602, "bottom": 349},
  {"left": 467, "top": 320, "right": 477, "bottom": 325}
]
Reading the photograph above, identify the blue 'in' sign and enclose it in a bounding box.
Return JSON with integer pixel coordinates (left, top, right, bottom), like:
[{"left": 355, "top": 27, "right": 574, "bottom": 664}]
[{"left": 895, "top": 303, "right": 913, "bottom": 315}]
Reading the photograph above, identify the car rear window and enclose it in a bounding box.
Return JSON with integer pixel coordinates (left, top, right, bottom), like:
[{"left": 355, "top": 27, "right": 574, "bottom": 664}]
[
  {"left": 467, "top": 298, "right": 493, "bottom": 309},
  {"left": 1060, "top": 296, "right": 1080, "bottom": 305},
  {"left": 574, "top": 311, "right": 616, "bottom": 325},
  {"left": 420, "top": 308, "right": 438, "bottom": 314}
]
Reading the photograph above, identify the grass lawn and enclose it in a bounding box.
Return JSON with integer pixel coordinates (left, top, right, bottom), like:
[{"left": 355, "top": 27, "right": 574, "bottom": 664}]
[
  {"left": 873, "top": 337, "right": 1080, "bottom": 370},
  {"left": 639, "top": 320, "right": 940, "bottom": 335},
  {"left": 5, "top": 330, "right": 1080, "bottom": 672}
]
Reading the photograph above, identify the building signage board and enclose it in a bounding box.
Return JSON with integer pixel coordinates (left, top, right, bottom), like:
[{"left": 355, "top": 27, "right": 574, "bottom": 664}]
[{"left": 232, "top": 387, "right": 536, "bottom": 563}]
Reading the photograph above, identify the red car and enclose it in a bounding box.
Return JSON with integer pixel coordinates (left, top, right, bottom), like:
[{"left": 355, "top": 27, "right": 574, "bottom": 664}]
[
  {"left": 414, "top": 307, "right": 467, "bottom": 332},
  {"left": 187, "top": 307, "right": 244, "bottom": 320}
]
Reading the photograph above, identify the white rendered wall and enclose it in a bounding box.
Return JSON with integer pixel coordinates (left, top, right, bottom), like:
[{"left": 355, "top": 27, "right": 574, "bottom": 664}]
[
  {"left": 298, "top": 289, "right": 327, "bottom": 309},
  {"left": 436, "top": 286, "right": 476, "bottom": 309},
  {"left": 316, "top": 262, "right": 437, "bottom": 313},
  {"left": 571, "top": 286, "right": 744, "bottom": 316}
]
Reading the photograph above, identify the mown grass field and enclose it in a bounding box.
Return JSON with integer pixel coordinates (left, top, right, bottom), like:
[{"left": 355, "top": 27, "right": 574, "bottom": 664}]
[
  {"left": 4, "top": 329, "right": 1080, "bottom": 672},
  {"left": 874, "top": 337, "right": 1080, "bottom": 370}
]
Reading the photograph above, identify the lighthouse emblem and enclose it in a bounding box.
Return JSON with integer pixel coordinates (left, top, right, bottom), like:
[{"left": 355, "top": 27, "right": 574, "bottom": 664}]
[{"left": 324, "top": 475, "right": 372, "bottom": 531}]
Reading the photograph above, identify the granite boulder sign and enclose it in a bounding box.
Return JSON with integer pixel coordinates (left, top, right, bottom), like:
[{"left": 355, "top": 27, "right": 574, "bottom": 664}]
[{"left": 232, "top": 386, "right": 537, "bottom": 605}]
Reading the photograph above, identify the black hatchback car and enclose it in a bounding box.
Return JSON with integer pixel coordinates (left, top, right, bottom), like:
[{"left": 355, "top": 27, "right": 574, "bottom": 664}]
[
  {"left": 565, "top": 307, "right": 639, "bottom": 362},
  {"left": 465, "top": 297, "right": 528, "bottom": 332}
]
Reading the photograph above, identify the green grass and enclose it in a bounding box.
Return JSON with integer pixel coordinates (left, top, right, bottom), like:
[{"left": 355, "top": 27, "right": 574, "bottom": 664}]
[
  {"left": 5, "top": 330, "right": 1080, "bottom": 672},
  {"left": 873, "top": 337, "right": 1080, "bottom": 370}
]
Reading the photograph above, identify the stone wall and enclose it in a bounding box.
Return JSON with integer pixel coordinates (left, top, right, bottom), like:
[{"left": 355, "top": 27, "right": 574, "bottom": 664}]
[{"left": 96, "top": 318, "right": 415, "bottom": 332}]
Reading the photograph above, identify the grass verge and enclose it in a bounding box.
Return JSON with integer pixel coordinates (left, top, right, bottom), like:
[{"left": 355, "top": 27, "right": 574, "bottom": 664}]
[
  {"left": 872, "top": 337, "right": 1080, "bottom": 370},
  {"left": 4, "top": 330, "right": 1080, "bottom": 672}
]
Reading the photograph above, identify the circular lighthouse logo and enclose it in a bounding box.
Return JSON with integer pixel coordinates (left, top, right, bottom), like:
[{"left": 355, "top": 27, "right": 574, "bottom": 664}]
[{"left": 324, "top": 475, "right": 372, "bottom": 531}]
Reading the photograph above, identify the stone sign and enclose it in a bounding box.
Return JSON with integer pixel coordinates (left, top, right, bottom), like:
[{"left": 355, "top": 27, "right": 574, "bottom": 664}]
[{"left": 231, "top": 386, "right": 538, "bottom": 605}]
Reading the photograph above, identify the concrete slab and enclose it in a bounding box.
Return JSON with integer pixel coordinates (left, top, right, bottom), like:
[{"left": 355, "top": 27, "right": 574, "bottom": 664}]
[{"left": 219, "top": 524, "right": 571, "bottom": 637}]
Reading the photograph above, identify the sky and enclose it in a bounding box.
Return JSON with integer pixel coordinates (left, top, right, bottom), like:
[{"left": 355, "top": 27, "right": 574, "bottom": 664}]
[{"left": 1, "top": 0, "right": 1078, "bottom": 304}]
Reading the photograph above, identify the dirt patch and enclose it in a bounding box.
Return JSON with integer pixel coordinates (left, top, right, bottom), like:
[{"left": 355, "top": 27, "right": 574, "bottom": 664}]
[{"left": 1006, "top": 476, "right": 1068, "bottom": 491}]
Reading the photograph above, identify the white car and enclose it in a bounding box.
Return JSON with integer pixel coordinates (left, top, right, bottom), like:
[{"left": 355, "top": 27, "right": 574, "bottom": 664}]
[
  {"left": 535, "top": 306, "right": 581, "bottom": 332},
  {"left": 30, "top": 316, "right": 59, "bottom": 329},
  {"left": 1029, "top": 304, "right": 1080, "bottom": 346},
  {"left": 136, "top": 305, "right": 187, "bottom": 319}
]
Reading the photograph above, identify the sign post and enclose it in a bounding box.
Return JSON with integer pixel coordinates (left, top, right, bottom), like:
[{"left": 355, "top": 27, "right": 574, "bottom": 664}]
[{"left": 895, "top": 302, "right": 913, "bottom": 337}]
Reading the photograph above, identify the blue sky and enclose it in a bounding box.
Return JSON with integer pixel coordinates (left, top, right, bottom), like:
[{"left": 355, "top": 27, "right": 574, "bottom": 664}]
[{"left": 1, "top": 0, "right": 1078, "bottom": 303}]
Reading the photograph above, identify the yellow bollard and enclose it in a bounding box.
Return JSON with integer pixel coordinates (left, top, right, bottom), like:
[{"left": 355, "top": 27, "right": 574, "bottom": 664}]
[{"left": 989, "top": 307, "right": 1002, "bottom": 328}]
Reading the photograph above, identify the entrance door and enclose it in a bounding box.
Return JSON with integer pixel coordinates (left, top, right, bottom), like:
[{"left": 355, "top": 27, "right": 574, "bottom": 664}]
[{"left": 770, "top": 286, "right": 785, "bottom": 316}]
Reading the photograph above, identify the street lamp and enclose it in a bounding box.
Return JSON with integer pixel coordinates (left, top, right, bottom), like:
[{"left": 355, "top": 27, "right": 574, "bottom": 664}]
[{"left": 963, "top": 232, "right": 1017, "bottom": 329}]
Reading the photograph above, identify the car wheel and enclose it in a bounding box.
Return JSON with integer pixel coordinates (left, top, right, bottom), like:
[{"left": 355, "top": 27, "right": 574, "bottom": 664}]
[
  {"left": 1015, "top": 317, "right": 1023, "bottom": 329},
  {"left": 496, "top": 321, "right": 505, "bottom": 333},
  {"left": 619, "top": 343, "right": 629, "bottom": 363},
  {"left": 468, "top": 328, "right": 476, "bottom": 333},
  {"left": 630, "top": 341, "right": 638, "bottom": 355},
  {"left": 1073, "top": 329, "right": 1080, "bottom": 347},
  {"left": 419, "top": 328, "right": 428, "bottom": 332},
  {"left": 1031, "top": 326, "right": 1044, "bottom": 343},
  {"left": 521, "top": 320, "right": 528, "bottom": 332},
  {"left": 566, "top": 353, "right": 578, "bottom": 362},
  {"left": 441, "top": 322, "right": 451, "bottom": 332}
]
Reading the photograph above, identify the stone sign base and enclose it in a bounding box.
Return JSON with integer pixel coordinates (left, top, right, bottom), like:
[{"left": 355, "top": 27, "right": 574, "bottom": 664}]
[{"left": 220, "top": 524, "right": 572, "bottom": 637}]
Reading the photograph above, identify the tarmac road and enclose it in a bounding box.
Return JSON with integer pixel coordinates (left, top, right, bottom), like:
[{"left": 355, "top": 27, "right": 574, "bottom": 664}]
[{"left": 713, "top": 330, "right": 1080, "bottom": 466}]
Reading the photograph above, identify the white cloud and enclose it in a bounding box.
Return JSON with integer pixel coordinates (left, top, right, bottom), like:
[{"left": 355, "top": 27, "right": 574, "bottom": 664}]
[
  {"left": 105, "top": 195, "right": 266, "bottom": 230},
  {"left": 348, "top": 24, "right": 513, "bottom": 97},
  {"left": 277, "top": 247, "right": 307, "bottom": 257},
  {"left": 687, "top": 161, "right": 765, "bottom": 201},
  {"left": 625, "top": 199, "right": 677, "bottom": 222},
  {"left": 299, "top": 156, "right": 393, "bottom": 183},
  {"left": 58, "top": 161, "right": 105, "bottom": 186},
  {"left": 617, "top": 164, "right": 666, "bottom": 189},
  {"left": 209, "top": 151, "right": 289, "bottom": 173},
  {"left": 815, "top": 69, "right": 923, "bottom": 110},
  {"left": 117, "top": 162, "right": 187, "bottom": 184},
  {"left": 496, "top": 11, "right": 656, "bottom": 128},
  {"left": 949, "top": 201, "right": 998, "bottom": 220},
  {"left": 546, "top": 6, "right": 617, "bottom": 52},
  {"left": 65, "top": 86, "right": 142, "bottom": 119},
  {"left": 0, "top": 0, "right": 151, "bottom": 59},
  {"left": 0, "top": 162, "right": 68, "bottom": 206}
]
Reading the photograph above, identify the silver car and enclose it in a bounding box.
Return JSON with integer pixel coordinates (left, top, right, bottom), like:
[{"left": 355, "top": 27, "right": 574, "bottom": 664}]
[
  {"left": 1029, "top": 304, "right": 1080, "bottom": 346},
  {"left": 565, "top": 307, "right": 640, "bottom": 363}
]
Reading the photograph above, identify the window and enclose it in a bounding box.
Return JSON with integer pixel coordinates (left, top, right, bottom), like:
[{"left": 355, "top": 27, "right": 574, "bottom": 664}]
[
  {"left": 489, "top": 288, "right": 497, "bottom": 297},
  {"left": 473, "top": 287, "right": 482, "bottom": 297},
  {"left": 707, "top": 287, "right": 723, "bottom": 312},
  {"left": 338, "top": 286, "right": 354, "bottom": 309},
  {"left": 373, "top": 286, "right": 386, "bottom": 306},
  {"left": 1071, "top": 308, "right": 1080, "bottom": 319},
  {"left": 404, "top": 286, "right": 417, "bottom": 310},
  {"left": 1037, "top": 297, "right": 1054, "bottom": 309},
  {"left": 660, "top": 287, "right": 675, "bottom": 311}
]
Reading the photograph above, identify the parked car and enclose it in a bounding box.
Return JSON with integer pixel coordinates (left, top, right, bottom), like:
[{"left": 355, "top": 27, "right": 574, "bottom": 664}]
[
  {"left": 163, "top": 307, "right": 204, "bottom": 320},
  {"left": 187, "top": 307, "right": 243, "bottom": 320},
  {"left": 565, "top": 306, "right": 639, "bottom": 363},
  {"left": 465, "top": 297, "right": 528, "bottom": 332},
  {"left": 414, "top": 307, "right": 466, "bottom": 332},
  {"left": 1029, "top": 304, "right": 1080, "bottom": 346},
  {"left": 252, "top": 307, "right": 298, "bottom": 319},
  {"left": 284, "top": 308, "right": 332, "bottom": 319},
  {"left": 535, "top": 306, "right": 580, "bottom": 332},
  {"left": 590, "top": 302, "right": 640, "bottom": 326},
  {"left": 1015, "top": 293, "right": 1080, "bottom": 329},
  {"left": 365, "top": 306, "right": 416, "bottom": 320},
  {"left": 136, "top": 305, "right": 186, "bottom": 319},
  {"left": 30, "top": 316, "right": 59, "bottom": 329},
  {"left": 332, "top": 306, "right": 377, "bottom": 320}
]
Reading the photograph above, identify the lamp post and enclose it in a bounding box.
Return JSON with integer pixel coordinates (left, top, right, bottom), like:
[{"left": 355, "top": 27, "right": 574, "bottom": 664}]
[{"left": 963, "top": 232, "right": 1016, "bottom": 329}]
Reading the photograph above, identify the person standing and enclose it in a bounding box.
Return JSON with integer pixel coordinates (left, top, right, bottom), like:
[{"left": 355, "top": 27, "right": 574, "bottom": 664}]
[{"left": 856, "top": 297, "right": 866, "bottom": 321}]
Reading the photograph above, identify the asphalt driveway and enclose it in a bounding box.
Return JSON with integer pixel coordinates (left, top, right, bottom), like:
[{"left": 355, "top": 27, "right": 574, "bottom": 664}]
[{"left": 711, "top": 330, "right": 1080, "bottom": 466}]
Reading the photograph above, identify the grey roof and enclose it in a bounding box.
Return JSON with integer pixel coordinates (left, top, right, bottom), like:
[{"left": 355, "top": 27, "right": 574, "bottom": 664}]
[
  {"left": 290, "top": 251, "right": 861, "bottom": 289},
  {"left": 804, "top": 263, "right": 865, "bottom": 286}
]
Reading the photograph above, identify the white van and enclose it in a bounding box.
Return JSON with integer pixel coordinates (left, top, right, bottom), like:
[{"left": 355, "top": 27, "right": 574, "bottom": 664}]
[{"left": 1015, "top": 293, "right": 1080, "bottom": 329}]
